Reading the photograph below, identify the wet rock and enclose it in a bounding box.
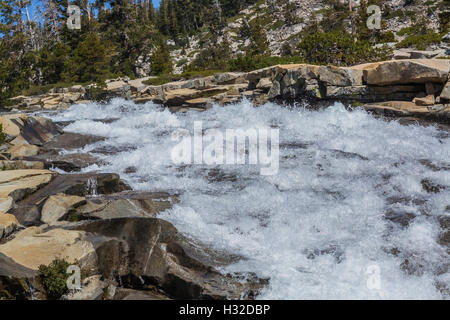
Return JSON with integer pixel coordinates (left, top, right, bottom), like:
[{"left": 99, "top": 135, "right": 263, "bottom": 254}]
[
  {"left": 11, "top": 116, "right": 62, "bottom": 146},
  {"left": 438, "top": 216, "right": 449, "bottom": 247},
  {"left": 11, "top": 173, "right": 129, "bottom": 225},
  {"left": 421, "top": 179, "right": 444, "bottom": 193},
  {"left": 90, "top": 144, "right": 137, "bottom": 156},
  {"left": 0, "top": 252, "right": 43, "bottom": 300},
  {"left": 69, "top": 218, "right": 265, "bottom": 299},
  {"left": 304, "top": 245, "right": 345, "bottom": 264},
  {"left": 24, "top": 152, "right": 100, "bottom": 172},
  {"left": 0, "top": 227, "right": 97, "bottom": 271},
  {"left": 385, "top": 210, "right": 416, "bottom": 227},
  {"left": 76, "top": 191, "right": 175, "bottom": 220},
  {"left": 43, "top": 132, "right": 105, "bottom": 150}
]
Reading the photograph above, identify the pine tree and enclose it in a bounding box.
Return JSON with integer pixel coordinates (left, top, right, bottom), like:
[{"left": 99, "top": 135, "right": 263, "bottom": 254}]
[
  {"left": 0, "top": 0, "right": 36, "bottom": 103},
  {"left": 247, "top": 17, "right": 269, "bottom": 56},
  {"left": 148, "top": 0, "right": 155, "bottom": 22},
  {"left": 150, "top": 42, "right": 173, "bottom": 75},
  {"left": 157, "top": 0, "right": 169, "bottom": 35},
  {"left": 62, "top": 32, "right": 113, "bottom": 83}
]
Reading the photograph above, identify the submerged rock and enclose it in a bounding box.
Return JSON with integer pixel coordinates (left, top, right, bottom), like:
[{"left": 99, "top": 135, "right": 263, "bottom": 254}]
[{"left": 43, "top": 132, "right": 105, "bottom": 150}]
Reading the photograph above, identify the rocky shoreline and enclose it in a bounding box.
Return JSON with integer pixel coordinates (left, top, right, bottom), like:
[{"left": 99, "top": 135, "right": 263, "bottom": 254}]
[
  {"left": 6, "top": 59, "right": 450, "bottom": 124},
  {"left": 0, "top": 113, "right": 265, "bottom": 300},
  {"left": 1, "top": 59, "right": 450, "bottom": 300}
]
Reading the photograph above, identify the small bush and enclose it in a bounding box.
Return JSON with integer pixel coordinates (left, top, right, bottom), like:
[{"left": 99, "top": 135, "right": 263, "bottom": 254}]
[
  {"left": 85, "top": 80, "right": 107, "bottom": 101},
  {"left": 0, "top": 124, "right": 6, "bottom": 145},
  {"left": 1, "top": 164, "right": 16, "bottom": 171},
  {"left": 38, "top": 259, "right": 71, "bottom": 300},
  {"left": 396, "top": 32, "right": 444, "bottom": 50}
]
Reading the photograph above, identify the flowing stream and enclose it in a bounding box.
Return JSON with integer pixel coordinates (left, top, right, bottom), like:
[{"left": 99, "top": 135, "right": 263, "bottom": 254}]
[{"left": 43, "top": 98, "right": 449, "bottom": 299}]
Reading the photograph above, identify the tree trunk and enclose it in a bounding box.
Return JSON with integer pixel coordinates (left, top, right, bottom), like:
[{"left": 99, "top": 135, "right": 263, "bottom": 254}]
[{"left": 85, "top": 0, "right": 91, "bottom": 21}]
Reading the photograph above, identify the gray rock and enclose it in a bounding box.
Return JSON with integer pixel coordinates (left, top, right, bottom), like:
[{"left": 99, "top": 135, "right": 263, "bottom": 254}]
[{"left": 68, "top": 218, "right": 266, "bottom": 299}]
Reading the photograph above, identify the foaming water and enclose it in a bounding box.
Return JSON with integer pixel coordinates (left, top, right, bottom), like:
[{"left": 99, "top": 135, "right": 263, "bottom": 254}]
[{"left": 46, "top": 98, "right": 450, "bottom": 299}]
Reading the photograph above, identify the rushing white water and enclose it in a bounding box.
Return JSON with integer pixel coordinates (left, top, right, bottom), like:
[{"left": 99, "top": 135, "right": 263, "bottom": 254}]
[{"left": 45, "top": 98, "right": 449, "bottom": 299}]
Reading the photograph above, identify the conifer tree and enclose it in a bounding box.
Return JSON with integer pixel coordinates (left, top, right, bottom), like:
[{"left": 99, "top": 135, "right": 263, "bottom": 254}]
[
  {"left": 247, "top": 17, "right": 269, "bottom": 56},
  {"left": 150, "top": 42, "right": 173, "bottom": 75}
]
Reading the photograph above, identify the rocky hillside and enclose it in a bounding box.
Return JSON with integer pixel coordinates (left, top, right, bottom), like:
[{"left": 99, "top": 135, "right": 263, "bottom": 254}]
[{"left": 170, "top": 0, "right": 450, "bottom": 72}]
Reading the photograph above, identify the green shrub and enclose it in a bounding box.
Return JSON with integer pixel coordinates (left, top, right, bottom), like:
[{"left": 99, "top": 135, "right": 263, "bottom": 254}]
[
  {"left": 38, "top": 259, "right": 71, "bottom": 300},
  {"left": 0, "top": 124, "right": 6, "bottom": 145},
  {"left": 20, "top": 81, "right": 90, "bottom": 97},
  {"left": 1, "top": 164, "right": 16, "bottom": 171},
  {"left": 377, "top": 31, "right": 396, "bottom": 43},
  {"left": 297, "top": 31, "right": 392, "bottom": 66},
  {"left": 396, "top": 32, "right": 444, "bottom": 50},
  {"left": 85, "top": 80, "right": 107, "bottom": 101}
]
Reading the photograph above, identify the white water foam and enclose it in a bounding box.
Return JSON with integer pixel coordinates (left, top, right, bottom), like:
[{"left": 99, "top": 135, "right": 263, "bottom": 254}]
[{"left": 46, "top": 98, "right": 449, "bottom": 299}]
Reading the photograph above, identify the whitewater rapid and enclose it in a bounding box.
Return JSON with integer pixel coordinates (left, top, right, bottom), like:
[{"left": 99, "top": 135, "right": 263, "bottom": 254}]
[{"left": 44, "top": 98, "right": 449, "bottom": 299}]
